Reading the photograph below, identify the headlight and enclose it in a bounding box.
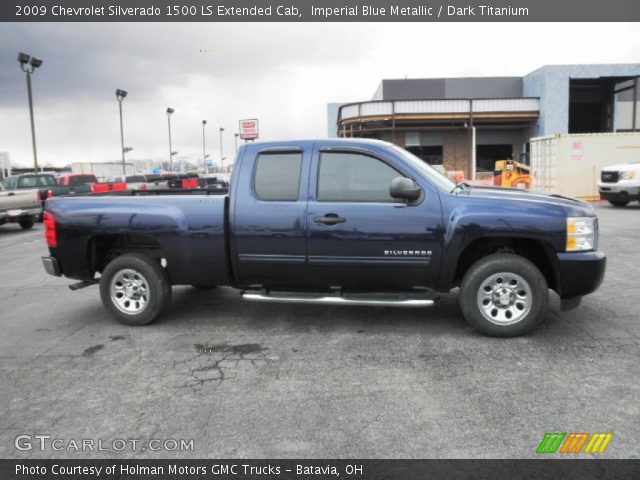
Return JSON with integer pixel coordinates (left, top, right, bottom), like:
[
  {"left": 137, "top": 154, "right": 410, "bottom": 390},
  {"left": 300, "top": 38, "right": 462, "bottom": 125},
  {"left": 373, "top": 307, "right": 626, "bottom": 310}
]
[
  {"left": 619, "top": 171, "right": 636, "bottom": 181},
  {"left": 566, "top": 217, "right": 596, "bottom": 252}
]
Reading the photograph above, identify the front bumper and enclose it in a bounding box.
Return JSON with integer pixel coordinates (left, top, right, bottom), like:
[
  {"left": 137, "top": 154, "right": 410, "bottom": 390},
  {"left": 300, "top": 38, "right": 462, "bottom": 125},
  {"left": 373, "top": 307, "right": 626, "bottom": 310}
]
[
  {"left": 556, "top": 251, "right": 606, "bottom": 299},
  {"left": 598, "top": 184, "right": 640, "bottom": 202},
  {"left": 42, "top": 256, "right": 62, "bottom": 277}
]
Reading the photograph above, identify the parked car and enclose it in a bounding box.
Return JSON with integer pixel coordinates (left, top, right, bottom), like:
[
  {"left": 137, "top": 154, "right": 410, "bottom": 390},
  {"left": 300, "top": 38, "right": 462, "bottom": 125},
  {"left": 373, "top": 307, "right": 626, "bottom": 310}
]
[
  {"left": 598, "top": 161, "right": 640, "bottom": 207},
  {"left": 166, "top": 173, "right": 199, "bottom": 189},
  {"left": 56, "top": 174, "right": 99, "bottom": 187},
  {"left": 144, "top": 173, "right": 178, "bottom": 190},
  {"left": 41, "top": 139, "right": 605, "bottom": 337},
  {"left": 0, "top": 182, "right": 40, "bottom": 230},
  {"left": 104, "top": 174, "right": 149, "bottom": 191},
  {"left": 198, "top": 173, "right": 230, "bottom": 190}
]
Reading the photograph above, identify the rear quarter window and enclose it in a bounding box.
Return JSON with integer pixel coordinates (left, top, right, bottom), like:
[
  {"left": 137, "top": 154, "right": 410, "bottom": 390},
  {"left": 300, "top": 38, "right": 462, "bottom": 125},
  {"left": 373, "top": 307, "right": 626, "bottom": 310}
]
[{"left": 253, "top": 152, "right": 303, "bottom": 201}]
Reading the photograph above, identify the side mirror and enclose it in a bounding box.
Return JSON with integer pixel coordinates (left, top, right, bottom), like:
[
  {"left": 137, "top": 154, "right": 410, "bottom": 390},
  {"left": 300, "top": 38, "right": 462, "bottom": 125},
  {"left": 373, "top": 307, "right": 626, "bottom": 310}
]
[{"left": 390, "top": 176, "right": 422, "bottom": 202}]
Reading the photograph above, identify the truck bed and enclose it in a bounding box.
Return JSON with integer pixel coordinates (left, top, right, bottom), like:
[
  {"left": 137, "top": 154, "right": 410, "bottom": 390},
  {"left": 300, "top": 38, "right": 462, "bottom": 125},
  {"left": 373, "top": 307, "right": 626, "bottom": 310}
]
[{"left": 46, "top": 193, "right": 230, "bottom": 287}]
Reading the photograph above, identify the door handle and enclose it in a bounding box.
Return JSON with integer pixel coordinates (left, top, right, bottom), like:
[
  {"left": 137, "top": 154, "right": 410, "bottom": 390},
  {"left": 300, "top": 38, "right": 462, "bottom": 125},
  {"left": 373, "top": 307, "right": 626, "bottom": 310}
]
[
  {"left": 314, "top": 214, "right": 346, "bottom": 225},
  {"left": 8, "top": 192, "right": 15, "bottom": 196}
]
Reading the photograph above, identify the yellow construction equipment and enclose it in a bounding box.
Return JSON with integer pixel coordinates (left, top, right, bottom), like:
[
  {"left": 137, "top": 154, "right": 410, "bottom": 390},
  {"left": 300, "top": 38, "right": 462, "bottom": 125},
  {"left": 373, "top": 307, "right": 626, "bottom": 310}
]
[{"left": 493, "top": 159, "right": 531, "bottom": 189}]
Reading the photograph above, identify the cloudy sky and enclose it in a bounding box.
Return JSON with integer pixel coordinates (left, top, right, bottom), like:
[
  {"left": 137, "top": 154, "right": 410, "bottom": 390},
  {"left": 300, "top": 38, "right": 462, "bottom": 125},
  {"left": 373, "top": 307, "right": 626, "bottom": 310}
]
[{"left": 1, "top": 22, "right": 640, "bottom": 168}]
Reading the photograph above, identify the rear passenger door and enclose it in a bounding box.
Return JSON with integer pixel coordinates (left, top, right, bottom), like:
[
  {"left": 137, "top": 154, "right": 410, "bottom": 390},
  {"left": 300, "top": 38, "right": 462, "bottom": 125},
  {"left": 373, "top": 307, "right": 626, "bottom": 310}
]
[{"left": 231, "top": 145, "right": 311, "bottom": 286}]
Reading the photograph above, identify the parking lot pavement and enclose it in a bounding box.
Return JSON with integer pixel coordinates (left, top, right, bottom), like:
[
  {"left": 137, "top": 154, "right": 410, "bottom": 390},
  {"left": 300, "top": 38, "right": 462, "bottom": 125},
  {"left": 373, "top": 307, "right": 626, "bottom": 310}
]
[{"left": 0, "top": 201, "right": 638, "bottom": 459}]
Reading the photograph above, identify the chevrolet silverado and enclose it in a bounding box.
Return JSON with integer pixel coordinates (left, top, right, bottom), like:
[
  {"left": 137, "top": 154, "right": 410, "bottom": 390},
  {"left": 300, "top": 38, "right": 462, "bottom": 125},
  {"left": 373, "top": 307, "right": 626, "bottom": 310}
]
[{"left": 41, "top": 139, "right": 606, "bottom": 337}]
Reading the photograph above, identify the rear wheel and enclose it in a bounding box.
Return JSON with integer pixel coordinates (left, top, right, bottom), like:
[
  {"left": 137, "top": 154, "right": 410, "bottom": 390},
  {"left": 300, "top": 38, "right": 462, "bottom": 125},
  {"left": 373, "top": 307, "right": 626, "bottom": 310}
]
[
  {"left": 19, "top": 218, "right": 34, "bottom": 230},
  {"left": 459, "top": 253, "right": 548, "bottom": 337},
  {"left": 608, "top": 200, "right": 629, "bottom": 207},
  {"left": 99, "top": 253, "right": 171, "bottom": 326}
]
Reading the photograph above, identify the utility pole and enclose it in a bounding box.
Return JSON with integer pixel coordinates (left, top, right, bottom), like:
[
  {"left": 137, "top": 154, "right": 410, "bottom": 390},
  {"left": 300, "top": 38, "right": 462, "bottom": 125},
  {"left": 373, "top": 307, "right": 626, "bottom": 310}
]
[
  {"left": 18, "top": 52, "right": 43, "bottom": 173},
  {"left": 167, "top": 107, "right": 175, "bottom": 171},
  {"left": 116, "top": 89, "right": 127, "bottom": 174},
  {"left": 202, "top": 120, "right": 207, "bottom": 173}
]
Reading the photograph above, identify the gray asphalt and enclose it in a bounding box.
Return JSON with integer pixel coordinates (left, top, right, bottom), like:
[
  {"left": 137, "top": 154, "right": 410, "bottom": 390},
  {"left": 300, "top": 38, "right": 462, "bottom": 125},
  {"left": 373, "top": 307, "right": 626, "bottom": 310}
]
[{"left": 0, "top": 202, "right": 638, "bottom": 459}]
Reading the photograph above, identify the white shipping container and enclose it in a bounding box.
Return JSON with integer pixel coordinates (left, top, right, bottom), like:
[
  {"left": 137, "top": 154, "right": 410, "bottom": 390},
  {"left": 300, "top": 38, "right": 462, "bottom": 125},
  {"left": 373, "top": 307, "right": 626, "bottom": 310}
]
[{"left": 530, "top": 133, "right": 640, "bottom": 200}]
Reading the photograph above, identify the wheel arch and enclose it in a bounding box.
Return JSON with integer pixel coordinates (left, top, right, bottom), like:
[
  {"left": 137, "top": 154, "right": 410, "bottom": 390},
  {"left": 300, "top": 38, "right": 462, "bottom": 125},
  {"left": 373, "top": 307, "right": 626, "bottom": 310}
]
[
  {"left": 88, "top": 234, "right": 168, "bottom": 280},
  {"left": 451, "top": 237, "right": 559, "bottom": 293}
]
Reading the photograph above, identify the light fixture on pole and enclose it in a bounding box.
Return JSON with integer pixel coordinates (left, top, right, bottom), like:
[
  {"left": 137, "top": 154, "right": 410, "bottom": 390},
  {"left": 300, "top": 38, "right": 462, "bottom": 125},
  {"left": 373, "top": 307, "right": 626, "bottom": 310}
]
[
  {"left": 219, "top": 127, "right": 225, "bottom": 171},
  {"left": 17, "top": 52, "right": 43, "bottom": 173},
  {"left": 202, "top": 120, "right": 207, "bottom": 173},
  {"left": 115, "top": 89, "right": 128, "bottom": 174},
  {"left": 166, "top": 107, "right": 175, "bottom": 171}
]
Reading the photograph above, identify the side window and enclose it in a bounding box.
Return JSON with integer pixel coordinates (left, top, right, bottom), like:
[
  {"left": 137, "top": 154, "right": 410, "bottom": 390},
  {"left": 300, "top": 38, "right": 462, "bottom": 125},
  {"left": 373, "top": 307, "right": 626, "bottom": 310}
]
[
  {"left": 318, "top": 152, "right": 402, "bottom": 202},
  {"left": 254, "top": 152, "right": 302, "bottom": 201},
  {"left": 19, "top": 176, "right": 37, "bottom": 188}
]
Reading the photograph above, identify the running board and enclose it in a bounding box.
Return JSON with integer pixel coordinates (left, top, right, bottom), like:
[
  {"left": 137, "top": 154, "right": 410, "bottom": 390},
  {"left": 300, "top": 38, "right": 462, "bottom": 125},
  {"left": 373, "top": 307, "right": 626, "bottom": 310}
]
[{"left": 241, "top": 292, "right": 434, "bottom": 308}]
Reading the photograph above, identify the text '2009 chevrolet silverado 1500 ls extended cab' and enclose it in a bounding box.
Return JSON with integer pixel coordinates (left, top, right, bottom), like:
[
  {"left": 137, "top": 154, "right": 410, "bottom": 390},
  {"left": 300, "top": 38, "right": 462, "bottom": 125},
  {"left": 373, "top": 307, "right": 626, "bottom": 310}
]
[{"left": 41, "top": 139, "right": 606, "bottom": 337}]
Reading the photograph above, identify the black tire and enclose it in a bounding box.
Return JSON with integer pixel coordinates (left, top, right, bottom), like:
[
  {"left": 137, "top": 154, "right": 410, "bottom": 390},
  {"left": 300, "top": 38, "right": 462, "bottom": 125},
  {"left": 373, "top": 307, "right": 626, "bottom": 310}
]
[
  {"left": 608, "top": 200, "right": 629, "bottom": 207},
  {"left": 191, "top": 285, "right": 217, "bottom": 290},
  {"left": 459, "top": 253, "right": 548, "bottom": 337},
  {"left": 19, "top": 218, "right": 34, "bottom": 230},
  {"left": 99, "top": 253, "right": 171, "bottom": 326}
]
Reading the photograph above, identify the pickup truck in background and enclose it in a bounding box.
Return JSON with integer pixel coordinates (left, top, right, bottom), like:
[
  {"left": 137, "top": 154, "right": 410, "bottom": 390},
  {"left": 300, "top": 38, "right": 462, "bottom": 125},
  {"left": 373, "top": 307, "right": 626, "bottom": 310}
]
[
  {"left": 3, "top": 173, "right": 95, "bottom": 217},
  {"left": 0, "top": 182, "right": 40, "bottom": 229},
  {"left": 3, "top": 173, "right": 95, "bottom": 198},
  {"left": 104, "top": 174, "right": 151, "bottom": 191},
  {"left": 198, "top": 173, "right": 230, "bottom": 191},
  {"left": 41, "top": 139, "right": 606, "bottom": 337},
  {"left": 598, "top": 161, "right": 640, "bottom": 207}
]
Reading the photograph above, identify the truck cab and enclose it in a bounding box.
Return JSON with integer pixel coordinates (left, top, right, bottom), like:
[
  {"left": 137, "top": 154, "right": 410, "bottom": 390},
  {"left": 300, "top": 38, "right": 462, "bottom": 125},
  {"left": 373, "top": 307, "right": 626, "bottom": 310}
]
[{"left": 598, "top": 161, "right": 640, "bottom": 206}]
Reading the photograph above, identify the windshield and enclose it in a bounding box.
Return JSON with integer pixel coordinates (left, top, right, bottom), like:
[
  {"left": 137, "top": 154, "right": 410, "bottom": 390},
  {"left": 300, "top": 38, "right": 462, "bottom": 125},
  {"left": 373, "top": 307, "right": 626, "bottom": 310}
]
[{"left": 387, "top": 145, "right": 456, "bottom": 192}]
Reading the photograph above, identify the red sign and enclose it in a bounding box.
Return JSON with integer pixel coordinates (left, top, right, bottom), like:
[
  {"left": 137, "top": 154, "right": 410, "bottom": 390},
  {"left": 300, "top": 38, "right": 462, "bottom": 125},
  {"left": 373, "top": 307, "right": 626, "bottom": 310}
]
[
  {"left": 571, "top": 142, "right": 583, "bottom": 163},
  {"left": 239, "top": 119, "right": 259, "bottom": 140}
]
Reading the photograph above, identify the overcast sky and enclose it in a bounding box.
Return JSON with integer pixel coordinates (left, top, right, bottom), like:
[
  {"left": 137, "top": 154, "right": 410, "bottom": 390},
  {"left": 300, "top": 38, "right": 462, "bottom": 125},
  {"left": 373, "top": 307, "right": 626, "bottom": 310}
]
[{"left": 1, "top": 22, "right": 640, "bottom": 168}]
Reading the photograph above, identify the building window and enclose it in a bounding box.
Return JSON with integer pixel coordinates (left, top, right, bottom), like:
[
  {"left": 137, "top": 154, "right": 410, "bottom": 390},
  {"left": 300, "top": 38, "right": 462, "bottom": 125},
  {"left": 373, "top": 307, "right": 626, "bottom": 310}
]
[
  {"left": 318, "top": 152, "right": 401, "bottom": 203},
  {"left": 405, "top": 146, "right": 443, "bottom": 166},
  {"left": 254, "top": 152, "right": 302, "bottom": 201},
  {"left": 476, "top": 145, "right": 513, "bottom": 173}
]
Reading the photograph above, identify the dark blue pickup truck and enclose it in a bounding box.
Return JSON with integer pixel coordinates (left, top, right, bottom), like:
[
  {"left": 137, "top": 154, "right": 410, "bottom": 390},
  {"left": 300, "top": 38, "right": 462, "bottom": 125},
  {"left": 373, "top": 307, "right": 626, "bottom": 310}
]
[{"left": 41, "top": 139, "right": 605, "bottom": 336}]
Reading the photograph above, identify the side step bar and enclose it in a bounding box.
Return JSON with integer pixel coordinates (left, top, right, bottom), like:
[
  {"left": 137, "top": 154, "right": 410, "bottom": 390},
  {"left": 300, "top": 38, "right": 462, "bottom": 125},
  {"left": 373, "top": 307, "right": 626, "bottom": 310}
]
[{"left": 241, "top": 292, "right": 434, "bottom": 308}]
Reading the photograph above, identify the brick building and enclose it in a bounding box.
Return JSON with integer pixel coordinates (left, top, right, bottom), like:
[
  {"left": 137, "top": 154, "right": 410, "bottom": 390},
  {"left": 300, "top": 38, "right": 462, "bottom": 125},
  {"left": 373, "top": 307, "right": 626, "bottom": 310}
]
[{"left": 327, "top": 64, "right": 640, "bottom": 179}]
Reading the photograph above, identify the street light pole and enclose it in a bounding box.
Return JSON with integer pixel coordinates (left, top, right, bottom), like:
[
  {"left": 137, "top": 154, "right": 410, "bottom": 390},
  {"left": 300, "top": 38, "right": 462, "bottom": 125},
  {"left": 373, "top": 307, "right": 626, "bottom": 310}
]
[
  {"left": 166, "top": 107, "right": 175, "bottom": 171},
  {"left": 116, "top": 89, "right": 128, "bottom": 174},
  {"left": 234, "top": 133, "right": 239, "bottom": 154},
  {"left": 18, "top": 52, "right": 43, "bottom": 173},
  {"left": 219, "top": 127, "right": 225, "bottom": 171},
  {"left": 202, "top": 120, "right": 207, "bottom": 173}
]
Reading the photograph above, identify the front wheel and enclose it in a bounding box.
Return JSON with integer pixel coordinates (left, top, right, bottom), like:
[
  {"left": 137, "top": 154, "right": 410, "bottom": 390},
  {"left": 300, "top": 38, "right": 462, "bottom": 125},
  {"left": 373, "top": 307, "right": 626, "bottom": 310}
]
[
  {"left": 99, "top": 253, "right": 171, "bottom": 326},
  {"left": 608, "top": 200, "right": 629, "bottom": 207},
  {"left": 459, "top": 253, "right": 548, "bottom": 337},
  {"left": 19, "top": 218, "right": 34, "bottom": 230}
]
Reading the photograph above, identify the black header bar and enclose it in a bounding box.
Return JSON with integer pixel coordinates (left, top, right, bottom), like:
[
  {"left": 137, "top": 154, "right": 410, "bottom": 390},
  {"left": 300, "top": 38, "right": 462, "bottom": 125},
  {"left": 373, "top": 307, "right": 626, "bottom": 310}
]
[
  {"left": 2, "top": 0, "right": 640, "bottom": 22},
  {"left": 2, "top": 459, "right": 640, "bottom": 480}
]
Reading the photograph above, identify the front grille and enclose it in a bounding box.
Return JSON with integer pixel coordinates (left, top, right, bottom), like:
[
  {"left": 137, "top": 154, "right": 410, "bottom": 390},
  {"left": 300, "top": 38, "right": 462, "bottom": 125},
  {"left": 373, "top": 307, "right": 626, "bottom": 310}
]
[{"left": 600, "top": 171, "right": 619, "bottom": 183}]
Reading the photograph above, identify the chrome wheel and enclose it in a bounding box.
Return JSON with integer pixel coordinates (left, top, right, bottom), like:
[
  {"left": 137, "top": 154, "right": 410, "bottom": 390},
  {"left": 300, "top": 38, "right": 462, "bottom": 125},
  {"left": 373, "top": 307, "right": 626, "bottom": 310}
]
[
  {"left": 477, "top": 272, "right": 532, "bottom": 325},
  {"left": 110, "top": 268, "right": 149, "bottom": 315}
]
